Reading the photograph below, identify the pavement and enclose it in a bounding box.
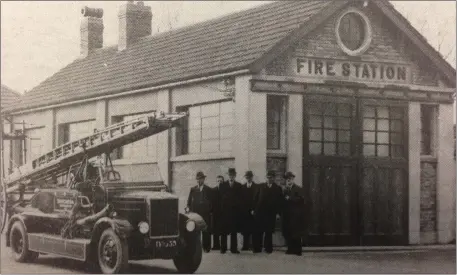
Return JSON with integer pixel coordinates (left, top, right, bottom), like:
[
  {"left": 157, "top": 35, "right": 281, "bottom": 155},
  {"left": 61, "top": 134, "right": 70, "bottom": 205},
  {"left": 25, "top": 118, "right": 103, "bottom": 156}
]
[{"left": 1, "top": 236, "right": 455, "bottom": 274}]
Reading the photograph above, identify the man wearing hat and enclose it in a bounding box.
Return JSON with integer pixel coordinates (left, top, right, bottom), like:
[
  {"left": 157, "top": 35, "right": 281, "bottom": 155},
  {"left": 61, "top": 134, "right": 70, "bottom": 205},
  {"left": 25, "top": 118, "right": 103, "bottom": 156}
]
[
  {"left": 282, "top": 171, "right": 305, "bottom": 256},
  {"left": 240, "top": 171, "right": 258, "bottom": 251},
  {"left": 186, "top": 171, "right": 213, "bottom": 252},
  {"left": 218, "top": 168, "right": 242, "bottom": 254},
  {"left": 252, "top": 170, "right": 283, "bottom": 253},
  {"left": 210, "top": 175, "right": 225, "bottom": 251}
]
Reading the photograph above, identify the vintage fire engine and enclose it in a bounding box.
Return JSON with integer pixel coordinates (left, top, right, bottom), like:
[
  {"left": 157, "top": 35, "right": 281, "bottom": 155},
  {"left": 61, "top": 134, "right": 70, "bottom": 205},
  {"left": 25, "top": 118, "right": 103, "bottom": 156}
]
[{"left": 1, "top": 112, "right": 206, "bottom": 274}]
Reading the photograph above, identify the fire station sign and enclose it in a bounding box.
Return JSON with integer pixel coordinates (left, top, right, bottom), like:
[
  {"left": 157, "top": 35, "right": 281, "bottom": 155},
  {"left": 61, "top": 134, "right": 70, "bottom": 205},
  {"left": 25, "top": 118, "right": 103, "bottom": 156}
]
[{"left": 294, "top": 58, "right": 411, "bottom": 84}]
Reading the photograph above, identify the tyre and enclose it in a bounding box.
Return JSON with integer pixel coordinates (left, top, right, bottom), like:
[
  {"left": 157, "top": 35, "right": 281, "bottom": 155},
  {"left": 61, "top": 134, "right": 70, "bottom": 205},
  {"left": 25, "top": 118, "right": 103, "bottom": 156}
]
[
  {"left": 9, "top": 221, "right": 39, "bottom": 262},
  {"left": 173, "top": 233, "right": 202, "bottom": 274},
  {"left": 97, "top": 228, "right": 129, "bottom": 274}
]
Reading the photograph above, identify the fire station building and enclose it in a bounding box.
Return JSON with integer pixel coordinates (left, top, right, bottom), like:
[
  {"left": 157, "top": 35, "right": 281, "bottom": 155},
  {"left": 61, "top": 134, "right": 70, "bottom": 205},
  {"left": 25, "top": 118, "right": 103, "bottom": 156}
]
[{"left": 2, "top": 1, "right": 455, "bottom": 246}]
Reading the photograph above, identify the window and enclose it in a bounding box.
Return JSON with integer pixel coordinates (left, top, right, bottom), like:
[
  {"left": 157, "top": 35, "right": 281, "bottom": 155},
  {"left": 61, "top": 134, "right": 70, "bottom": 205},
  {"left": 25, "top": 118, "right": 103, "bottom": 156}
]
[
  {"left": 112, "top": 112, "right": 157, "bottom": 160},
  {"left": 308, "top": 101, "right": 352, "bottom": 156},
  {"left": 58, "top": 120, "right": 96, "bottom": 145},
  {"left": 25, "top": 127, "right": 45, "bottom": 162},
  {"left": 335, "top": 8, "right": 372, "bottom": 56},
  {"left": 362, "top": 105, "right": 405, "bottom": 158},
  {"left": 420, "top": 105, "right": 437, "bottom": 156},
  {"left": 179, "top": 101, "right": 234, "bottom": 155},
  {"left": 267, "top": 96, "right": 287, "bottom": 150}
]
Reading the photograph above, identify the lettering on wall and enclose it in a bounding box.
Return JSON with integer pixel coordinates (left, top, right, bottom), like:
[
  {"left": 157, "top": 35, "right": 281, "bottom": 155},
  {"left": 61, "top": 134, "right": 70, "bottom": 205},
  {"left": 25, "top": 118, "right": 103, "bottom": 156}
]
[{"left": 294, "top": 58, "right": 411, "bottom": 84}]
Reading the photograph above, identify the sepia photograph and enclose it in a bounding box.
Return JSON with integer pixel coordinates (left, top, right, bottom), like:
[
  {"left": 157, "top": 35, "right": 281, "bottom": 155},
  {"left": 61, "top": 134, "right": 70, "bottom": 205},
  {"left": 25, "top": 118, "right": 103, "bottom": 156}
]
[{"left": 0, "top": 0, "right": 456, "bottom": 274}]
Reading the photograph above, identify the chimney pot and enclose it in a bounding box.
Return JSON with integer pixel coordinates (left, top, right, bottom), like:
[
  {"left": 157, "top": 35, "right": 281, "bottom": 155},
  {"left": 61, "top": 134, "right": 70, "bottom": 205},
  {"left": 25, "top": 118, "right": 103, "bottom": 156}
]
[
  {"left": 118, "top": 2, "right": 152, "bottom": 51},
  {"left": 80, "top": 6, "right": 104, "bottom": 57}
]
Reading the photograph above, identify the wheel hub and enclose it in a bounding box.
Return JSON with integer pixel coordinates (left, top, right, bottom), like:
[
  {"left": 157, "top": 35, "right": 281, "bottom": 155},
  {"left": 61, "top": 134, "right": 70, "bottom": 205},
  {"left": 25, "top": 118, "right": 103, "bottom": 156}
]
[{"left": 101, "top": 238, "right": 117, "bottom": 268}]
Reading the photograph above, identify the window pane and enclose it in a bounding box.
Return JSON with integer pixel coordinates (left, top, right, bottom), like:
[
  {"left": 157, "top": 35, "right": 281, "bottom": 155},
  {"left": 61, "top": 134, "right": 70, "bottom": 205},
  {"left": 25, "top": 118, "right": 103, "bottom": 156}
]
[
  {"left": 364, "top": 106, "right": 376, "bottom": 118},
  {"left": 323, "top": 103, "right": 337, "bottom": 115},
  {"left": 202, "top": 116, "right": 219, "bottom": 128},
  {"left": 339, "top": 143, "right": 350, "bottom": 156},
  {"left": 363, "top": 132, "right": 375, "bottom": 143},
  {"left": 391, "top": 107, "right": 403, "bottom": 119},
  {"left": 309, "top": 129, "right": 322, "bottom": 141},
  {"left": 338, "top": 130, "right": 350, "bottom": 142},
  {"left": 391, "top": 133, "right": 402, "bottom": 145},
  {"left": 338, "top": 104, "right": 351, "bottom": 117},
  {"left": 338, "top": 118, "right": 351, "bottom": 129},
  {"left": 390, "top": 120, "right": 402, "bottom": 132},
  {"left": 363, "top": 145, "right": 376, "bottom": 156},
  {"left": 220, "top": 101, "right": 234, "bottom": 114},
  {"left": 377, "top": 119, "right": 389, "bottom": 131},
  {"left": 324, "top": 130, "right": 336, "bottom": 141},
  {"left": 220, "top": 139, "right": 232, "bottom": 152},
  {"left": 189, "top": 117, "right": 201, "bottom": 129},
  {"left": 324, "top": 143, "right": 336, "bottom": 155},
  {"left": 309, "top": 116, "right": 322, "bottom": 128},
  {"left": 377, "top": 107, "right": 389, "bottom": 118},
  {"left": 201, "top": 103, "right": 219, "bottom": 117},
  {"left": 220, "top": 126, "right": 232, "bottom": 139},
  {"left": 201, "top": 140, "right": 219, "bottom": 153},
  {"left": 377, "top": 145, "right": 389, "bottom": 157},
  {"left": 391, "top": 145, "right": 403, "bottom": 158},
  {"left": 324, "top": 117, "right": 336, "bottom": 128},
  {"left": 188, "top": 141, "right": 201, "bottom": 154},
  {"left": 202, "top": 128, "right": 219, "bottom": 140},
  {"left": 188, "top": 130, "right": 201, "bottom": 142},
  {"left": 309, "top": 142, "right": 322, "bottom": 155},
  {"left": 363, "top": 119, "right": 375, "bottom": 130},
  {"left": 220, "top": 113, "right": 233, "bottom": 126},
  {"left": 189, "top": 106, "right": 201, "bottom": 117},
  {"left": 377, "top": 132, "right": 389, "bottom": 144}
]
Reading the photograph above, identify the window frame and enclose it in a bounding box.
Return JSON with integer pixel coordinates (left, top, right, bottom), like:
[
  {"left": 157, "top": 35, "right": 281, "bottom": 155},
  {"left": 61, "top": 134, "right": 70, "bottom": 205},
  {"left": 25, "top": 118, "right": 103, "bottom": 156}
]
[
  {"left": 267, "top": 95, "right": 288, "bottom": 152},
  {"left": 420, "top": 104, "right": 438, "bottom": 157}
]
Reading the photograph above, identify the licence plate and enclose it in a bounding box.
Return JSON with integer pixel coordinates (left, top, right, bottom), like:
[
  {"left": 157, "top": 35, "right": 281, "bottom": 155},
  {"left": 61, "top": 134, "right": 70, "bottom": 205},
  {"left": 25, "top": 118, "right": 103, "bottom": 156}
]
[{"left": 155, "top": 239, "right": 177, "bottom": 249}]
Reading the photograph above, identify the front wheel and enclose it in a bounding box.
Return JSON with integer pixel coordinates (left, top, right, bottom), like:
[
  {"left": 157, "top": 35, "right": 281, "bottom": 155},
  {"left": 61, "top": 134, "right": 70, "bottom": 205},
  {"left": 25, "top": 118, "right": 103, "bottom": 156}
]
[
  {"left": 173, "top": 233, "right": 202, "bottom": 274},
  {"left": 9, "top": 221, "right": 39, "bottom": 262},
  {"left": 97, "top": 228, "right": 129, "bottom": 274}
]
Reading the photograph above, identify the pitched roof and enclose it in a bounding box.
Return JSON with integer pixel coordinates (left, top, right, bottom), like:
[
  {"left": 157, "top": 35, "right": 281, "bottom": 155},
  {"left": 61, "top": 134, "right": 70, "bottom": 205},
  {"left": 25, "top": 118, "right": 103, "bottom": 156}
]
[
  {"left": 5, "top": 1, "right": 332, "bottom": 113},
  {"left": 1, "top": 84, "right": 20, "bottom": 109},
  {"left": 4, "top": 0, "right": 455, "bottom": 114}
]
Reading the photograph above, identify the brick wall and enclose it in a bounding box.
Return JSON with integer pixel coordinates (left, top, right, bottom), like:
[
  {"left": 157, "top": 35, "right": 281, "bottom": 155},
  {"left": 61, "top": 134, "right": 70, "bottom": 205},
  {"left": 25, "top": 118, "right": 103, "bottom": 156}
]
[
  {"left": 420, "top": 161, "right": 437, "bottom": 243},
  {"left": 265, "top": 4, "right": 440, "bottom": 87}
]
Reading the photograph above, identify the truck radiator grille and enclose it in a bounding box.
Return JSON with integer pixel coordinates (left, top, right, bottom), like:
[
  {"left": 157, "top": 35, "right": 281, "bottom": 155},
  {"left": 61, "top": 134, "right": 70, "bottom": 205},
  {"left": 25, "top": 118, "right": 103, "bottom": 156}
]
[{"left": 149, "top": 198, "right": 179, "bottom": 237}]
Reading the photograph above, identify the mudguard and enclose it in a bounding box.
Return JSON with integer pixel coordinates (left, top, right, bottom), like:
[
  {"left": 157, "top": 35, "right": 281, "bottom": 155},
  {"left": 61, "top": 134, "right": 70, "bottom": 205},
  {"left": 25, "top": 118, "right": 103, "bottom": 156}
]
[
  {"left": 179, "top": 212, "right": 207, "bottom": 232},
  {"left": 5, "top": 214, "right": 29, "bottom": 247},
  {"left": 91, "top": 217, "right": 133, "bottom": 244}
]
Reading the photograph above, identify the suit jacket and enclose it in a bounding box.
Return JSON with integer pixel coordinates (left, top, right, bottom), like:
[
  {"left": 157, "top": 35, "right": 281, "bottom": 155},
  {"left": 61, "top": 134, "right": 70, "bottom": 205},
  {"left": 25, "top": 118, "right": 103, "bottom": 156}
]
[
  {"left": 218, "top": 180, "right": 243, "bottom": 233},
  {"left": 211, "top": 184, "right": 222, "bottom": 234},
  {"left": 282, "top": 184, "right": 306, "bottom": 238},
  {"left": 187, "top": 184, "right": 213, "bottom": 227},
  {"left": 240, "top": 182, "right": 258, "bottom": 231},
  {"left": 253, "top": 182, "right": 283, "bottom": 232}
]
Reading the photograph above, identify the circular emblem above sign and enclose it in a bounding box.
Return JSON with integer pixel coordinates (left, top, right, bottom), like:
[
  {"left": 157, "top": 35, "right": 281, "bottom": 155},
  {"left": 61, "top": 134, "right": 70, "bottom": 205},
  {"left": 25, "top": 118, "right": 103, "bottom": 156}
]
[{"left": 335, "top": 8, "right": 372, "bottom": 56}]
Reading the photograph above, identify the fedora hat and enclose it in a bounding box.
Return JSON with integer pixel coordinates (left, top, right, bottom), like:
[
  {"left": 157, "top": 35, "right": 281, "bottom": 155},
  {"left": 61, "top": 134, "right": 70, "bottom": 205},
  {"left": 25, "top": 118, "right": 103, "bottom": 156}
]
[
  {"left": 284, "top": 171, "right": 296, "bottom": 179},
  {"left": 244, "top": 171, "right": 254, "bottom": 178},
  {"left": 228, "top": 168, "right": 237, "bottom": 175},
  {"left": 266, "top": 170, "right": 276, "bottom": 178},
  {"left": 196, "top": 171, "right": 206, "bottom": 180}
]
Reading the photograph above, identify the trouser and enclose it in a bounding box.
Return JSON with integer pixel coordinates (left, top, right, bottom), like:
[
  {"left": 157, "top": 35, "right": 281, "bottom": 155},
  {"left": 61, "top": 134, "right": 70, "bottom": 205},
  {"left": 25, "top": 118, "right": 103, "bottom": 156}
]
[
  {"left": 242, "top": 231, "right": 253, "bottom": 250},
  {"left": 221, "top": 232, "right": 238, "bottom": 252},
  {"left": 212, "top": 234, "right": 220, "bottom": 249},
  {"left": 201, "top": 231, "right": 211, "bottom": 251},
  {"left": 259, "top": 231, "right": 273, "bottom": 253},
  {"left": 252, "top": 231, "right": 263, "bottom": 252},
  {"left": 286, "top": 235, "right": 302, "bottom": 254}
]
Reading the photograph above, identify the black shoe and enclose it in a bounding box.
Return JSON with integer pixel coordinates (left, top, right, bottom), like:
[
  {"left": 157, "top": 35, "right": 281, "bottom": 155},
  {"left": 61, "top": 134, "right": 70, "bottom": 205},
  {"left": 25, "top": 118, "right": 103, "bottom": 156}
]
[
  {"left": 241, "top": 247, "right": 249, "bottom": 251},
  {"left": 253, "top": 250, "right": 261, "bottom": 253},
  {"left": 220, "top": 250, "right": 226, "bottom": 254},
  {"left": 204, "top": 248, "right": 211, "bottom": 253},
  {"left": 285, "top": 251, "right": 293, "bottom": 255},
  {"left": 265, "top": 250, "right": 272, "bottom": 254},
  {"left": 295, "top": 252, "right": 302, "bottom": 256},
  {"left": 231, "top": 250, "right": 240, "bottom": 254},
  {"left": 212, "top": 246, "right": 221, "bottom": 251}
]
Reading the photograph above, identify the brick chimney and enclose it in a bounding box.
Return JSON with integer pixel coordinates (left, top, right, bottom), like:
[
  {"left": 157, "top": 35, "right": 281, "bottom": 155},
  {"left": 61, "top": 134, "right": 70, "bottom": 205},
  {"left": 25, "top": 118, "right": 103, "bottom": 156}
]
[
  {"left": 80, "top": 6, "right": 104, "bottom": 57},
  {"left": 118, "top": 1, "right": 152, "bottom": 51}
]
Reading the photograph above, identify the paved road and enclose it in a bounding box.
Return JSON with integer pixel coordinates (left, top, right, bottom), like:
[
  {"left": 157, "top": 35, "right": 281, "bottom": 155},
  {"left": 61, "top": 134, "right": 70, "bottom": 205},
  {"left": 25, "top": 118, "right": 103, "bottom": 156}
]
[{"left": 1, "top": 236, "right": 455, "bottom": 275}]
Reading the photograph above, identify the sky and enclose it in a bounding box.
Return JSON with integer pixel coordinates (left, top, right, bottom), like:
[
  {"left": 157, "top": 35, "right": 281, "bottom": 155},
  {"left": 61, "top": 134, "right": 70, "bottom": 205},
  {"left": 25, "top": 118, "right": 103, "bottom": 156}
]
[{"left": 1, "top": 1, "right": 456, "bottom": 94}]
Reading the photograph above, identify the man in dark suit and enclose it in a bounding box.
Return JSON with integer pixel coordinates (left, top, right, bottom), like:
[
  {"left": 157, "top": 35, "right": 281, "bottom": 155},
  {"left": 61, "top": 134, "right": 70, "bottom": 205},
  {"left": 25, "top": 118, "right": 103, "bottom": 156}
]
[
  {"left": 219, "top": 168, "right": 242, "bottom": 254},
  {"left": 186, "top": 171, "right": 212, "bottom": 252},
  {"left": 211, "top": 175, "right": 224, "bottom": 251},
  {"left": 281, "top": 171, "right": 305, "bottom": 256},
  {"left": 252, "top": 170, "right": 283, "bottom": 254},
  {"left": 241, "top": 170, "right": 258, "bottom": 251}
]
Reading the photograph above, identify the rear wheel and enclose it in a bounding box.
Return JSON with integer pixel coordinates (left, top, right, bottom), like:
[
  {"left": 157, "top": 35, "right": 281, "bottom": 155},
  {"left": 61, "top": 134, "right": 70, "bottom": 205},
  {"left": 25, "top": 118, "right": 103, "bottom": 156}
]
[
  {"left": 0, "top": 181, "right": 7, "bottom": 234},
  {"left": 173, "top": 233, "right": 202, "bottom": 274},
  {"left": 10, "top": 221, "right": 39, "bottom": 262},
  {"left": 97, "top": 228, "right": 129, "bottom": 274}
]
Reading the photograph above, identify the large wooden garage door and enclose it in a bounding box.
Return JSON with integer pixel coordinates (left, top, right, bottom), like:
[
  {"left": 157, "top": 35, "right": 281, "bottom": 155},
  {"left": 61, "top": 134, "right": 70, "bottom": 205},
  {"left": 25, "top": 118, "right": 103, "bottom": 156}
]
[{"left": 303, "top": 95, "right": 408, "bottom": 246}]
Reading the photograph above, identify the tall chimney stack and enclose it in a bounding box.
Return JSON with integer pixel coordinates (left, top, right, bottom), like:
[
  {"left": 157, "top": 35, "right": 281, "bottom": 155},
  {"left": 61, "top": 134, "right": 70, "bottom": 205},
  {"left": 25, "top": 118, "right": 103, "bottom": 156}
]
[
  {"left": 80, "top": 6, "right": 104, "bottom": 57},
  {"left": 118, "top": 1, "right": 152, "bottom": 51}
]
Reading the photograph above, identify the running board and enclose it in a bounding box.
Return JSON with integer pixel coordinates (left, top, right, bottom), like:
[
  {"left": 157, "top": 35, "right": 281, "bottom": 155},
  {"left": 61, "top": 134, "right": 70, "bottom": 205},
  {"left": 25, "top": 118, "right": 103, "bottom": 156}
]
[{"left": 28, "top": 233, "right": 90, "bottom": 261}]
